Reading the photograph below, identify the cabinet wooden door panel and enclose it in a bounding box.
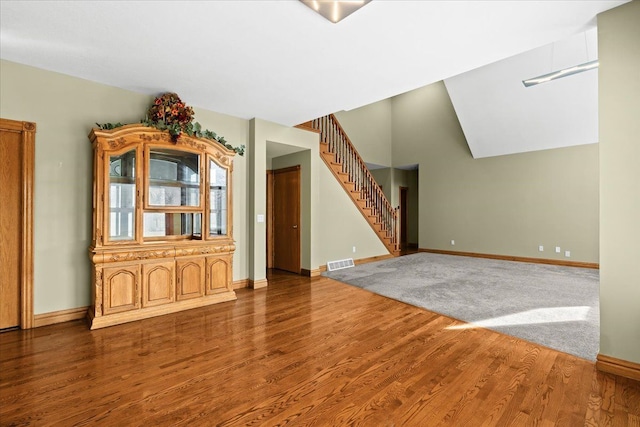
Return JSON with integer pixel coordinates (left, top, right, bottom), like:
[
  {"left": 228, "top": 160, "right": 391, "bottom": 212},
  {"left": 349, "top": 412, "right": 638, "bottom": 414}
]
[
  {"left": 176, "top": 259, "right": 204, "bottom": 300},
  {"left": 142, "top": 262, "right": 175, "bottom": 307},
  {"left": 103, "top": 265, "right": 140, "bottom": 315},
  {"left": 206, "top": 255, "right": 231, "bottom": 295}
]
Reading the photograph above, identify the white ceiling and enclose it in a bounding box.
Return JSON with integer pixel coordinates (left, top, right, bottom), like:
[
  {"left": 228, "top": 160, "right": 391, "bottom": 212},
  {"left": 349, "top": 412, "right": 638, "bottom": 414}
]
[
  {"left": 445, "top": 28, "right": 600, "bottom": 158},
  {"left": 0, "top": 1, "right": 626, "bottom": 131}
]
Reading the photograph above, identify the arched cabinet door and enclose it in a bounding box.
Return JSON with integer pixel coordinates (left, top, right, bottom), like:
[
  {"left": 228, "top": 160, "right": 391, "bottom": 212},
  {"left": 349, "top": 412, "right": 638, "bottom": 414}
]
[
  {"left": 176, "top": 258, "right": 205, "bottom": 300},
  {"left": 142, "top": 262, "right": 175, "bottom": 308},
  {"left": 102, "top": 265, "right": 140, "bottom": 315},
  {"left": 206, "top": 255, "right": 232, "bottom": 295}
]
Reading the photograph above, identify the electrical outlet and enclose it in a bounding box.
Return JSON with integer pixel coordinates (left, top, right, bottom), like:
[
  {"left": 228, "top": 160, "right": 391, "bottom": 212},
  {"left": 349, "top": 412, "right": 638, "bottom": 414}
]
[
  {"left": 538, "top": 245, "right": 544, "bottom": 252},
  {"left": 352, "top": 246, "right": 356, "bottom": 253},
  {"left": 565, "top": 250, "right": 571, "bottom": 258},
  {"left": 451, "top": 240, "right": 455, "bottom": 246},
  {"left": 555, "top": 246, "right": 561, "bottom": 253}
]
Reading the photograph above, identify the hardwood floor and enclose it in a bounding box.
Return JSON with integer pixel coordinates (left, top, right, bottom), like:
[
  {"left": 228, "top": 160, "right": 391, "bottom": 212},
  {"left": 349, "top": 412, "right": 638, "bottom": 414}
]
[{"left": 1, "top": 271, "right": 639, "bottom": 426}]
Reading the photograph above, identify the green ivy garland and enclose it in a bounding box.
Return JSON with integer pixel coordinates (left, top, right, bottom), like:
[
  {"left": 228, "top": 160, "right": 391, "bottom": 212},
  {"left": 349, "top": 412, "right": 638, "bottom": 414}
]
[{"left": 95, "top": 93, "right": 245, "bottom": 156}]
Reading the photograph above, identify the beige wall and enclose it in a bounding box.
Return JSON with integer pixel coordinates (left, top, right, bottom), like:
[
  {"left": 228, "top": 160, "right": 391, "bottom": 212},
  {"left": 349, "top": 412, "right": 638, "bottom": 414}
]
[
  {"left": 598, "top": 1, "right": 640, "bottom": 364},
  {"left": 392, "top": 81, "right": 599, "bottom": 263},
  {"left": 369, "top": 167, "right": 419, "bottom": 246},
  {"left": 250, "top": 119, "right": 321, "bottom": 280},
  {"left": 316, "top": 161, "right": 388, "bottom": 263},
  {"left": 0, "top": 59, "right": 389, "bottom": 315},
  {"left": 272, "top": 149, "right": 388, "bottom": 266},
  {"left": 407, "top": 169, "right": 419, "bottom": 246},
  {"left": 256, "top": 119, "right": 388, "bottom": 276},
  {"left": 392, "top": 168, "right": 419, "bottom": 246},
  {"left": 0, "top": 60, "right": 250, "bottom": 314},
  {"left": 337, "top": 101, "right": 422, "bottom": 248},
  {"left": 336, "top": 79, "right": 597, "bottom": 261},
  {"left": 370, "top": 168, "right": 392, "bottom": 200},
  {"left": 248, "top": 119, "right": 266, "bottom": 281},
  {"left": 335, "top": 99, "right": 392, "bottom": 167}
]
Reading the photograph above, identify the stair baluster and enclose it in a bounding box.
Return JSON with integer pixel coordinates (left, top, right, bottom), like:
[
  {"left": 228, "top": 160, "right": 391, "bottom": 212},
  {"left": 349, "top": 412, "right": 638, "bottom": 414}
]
[{"left": 305, "top": 114, "right": 400, "bottom": 255}]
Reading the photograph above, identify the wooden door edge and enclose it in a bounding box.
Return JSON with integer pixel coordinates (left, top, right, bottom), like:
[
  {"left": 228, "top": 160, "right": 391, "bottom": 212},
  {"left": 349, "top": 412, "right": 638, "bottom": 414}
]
[
  {"left": 21, "top": 121, "right": 35, "bottom": 328},
  {"left": 1, "top": 118, "right": 36, "bottom": 328},
  {"left": 266, "top": 170, "right": 274, "bottom": 269}
]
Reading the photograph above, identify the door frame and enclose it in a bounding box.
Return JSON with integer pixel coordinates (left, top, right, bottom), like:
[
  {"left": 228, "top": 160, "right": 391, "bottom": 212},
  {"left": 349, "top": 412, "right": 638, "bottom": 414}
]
[
  {"left": 399, "top": 186, "right": 408, "bottom": 250},
  {"left": 266, "top": 169, "right": 274, "bottom": 269},
  {"left": 0, "top": 118, "right": 35, "bottom": 329}
]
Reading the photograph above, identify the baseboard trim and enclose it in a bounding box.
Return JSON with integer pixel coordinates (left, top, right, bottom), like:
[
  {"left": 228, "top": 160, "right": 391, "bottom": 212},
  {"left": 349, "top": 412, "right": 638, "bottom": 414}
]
[
  {"left": 34, "top": 306, "right": 89, "bottom": 328},
  {"left": 596, "top": 354, "right": 640, "bottom": 381},
  {"left": 418, "top": 249, "right": 599, "bottom": 269},
  {"left": 249, "top": 278, "right": 269, "bottom": 289},
  {"left": 355, "top": 253, "right": 395, "bottom": 265},
  {"left": 301, "top": 268, "right": 322, "bottom": 277},
  {"left": 319, "top": 253, "right": 396, "bottom": 274},
  {"left": 232, "top": 279, "right": 249, "bottom": 290}
]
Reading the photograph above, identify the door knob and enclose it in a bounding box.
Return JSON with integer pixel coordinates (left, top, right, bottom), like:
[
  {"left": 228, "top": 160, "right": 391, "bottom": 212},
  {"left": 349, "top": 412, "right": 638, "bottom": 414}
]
[{"left": 293, "top": 225, "right": 298, "bottom": 229}]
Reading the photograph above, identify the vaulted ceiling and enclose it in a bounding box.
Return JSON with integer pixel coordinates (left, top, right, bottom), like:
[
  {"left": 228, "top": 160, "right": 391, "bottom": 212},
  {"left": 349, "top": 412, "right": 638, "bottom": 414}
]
[
  {"left": 0, "top": 1, "right": 628, "bottom": 155},
  {"left": 445, "top": 28, "right": 600, "bottom": 158}
]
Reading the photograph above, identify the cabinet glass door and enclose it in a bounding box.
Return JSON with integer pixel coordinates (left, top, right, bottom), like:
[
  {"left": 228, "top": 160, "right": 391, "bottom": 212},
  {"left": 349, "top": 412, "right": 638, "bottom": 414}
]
[
  {"left": 109, "top": 150, "right": 136, "bottom": 241},
  {"left": 143, "top": 213, "right": 202, "bottom": 238},
  {"left": 209, "top": 160, "right": 227, "bottom": 236},
  {"left": 148, "top": 149, "right": 200, "bottom": 207}
]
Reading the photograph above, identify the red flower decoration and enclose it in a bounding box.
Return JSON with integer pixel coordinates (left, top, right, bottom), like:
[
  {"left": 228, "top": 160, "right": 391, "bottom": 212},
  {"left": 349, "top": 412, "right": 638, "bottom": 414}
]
[
  {"left": 147, "top": 93, "right": 194, "bottom": 128},
  {"left": 146, "top": 93, "right": 195, "bottom": 141}
]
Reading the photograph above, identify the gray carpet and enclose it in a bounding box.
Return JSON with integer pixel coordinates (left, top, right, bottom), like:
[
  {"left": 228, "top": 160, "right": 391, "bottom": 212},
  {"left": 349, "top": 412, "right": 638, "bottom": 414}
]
[{"left": 323, "top": 253, "right": 599, "bottom": 360}]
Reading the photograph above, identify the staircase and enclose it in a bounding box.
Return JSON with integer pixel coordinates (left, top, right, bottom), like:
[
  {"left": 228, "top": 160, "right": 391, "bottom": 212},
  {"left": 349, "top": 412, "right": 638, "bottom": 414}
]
[{"left": 299, "top": 114, "right": 400, "bottom": 256}]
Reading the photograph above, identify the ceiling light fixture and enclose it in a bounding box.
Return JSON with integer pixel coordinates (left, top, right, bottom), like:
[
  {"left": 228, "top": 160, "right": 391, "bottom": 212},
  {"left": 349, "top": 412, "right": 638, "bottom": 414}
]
[
  {"left": 300, "top": 0, "right": 371, "bottom": 23},
  {"left": 522, "top": 59, "right": 599, "bottom": 87}
]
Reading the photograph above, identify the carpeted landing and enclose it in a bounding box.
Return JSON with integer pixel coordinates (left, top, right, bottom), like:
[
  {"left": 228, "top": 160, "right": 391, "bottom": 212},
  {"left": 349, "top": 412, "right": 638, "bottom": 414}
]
[{"left": 323, "top": 252, "right": 599, "bottom": 360}]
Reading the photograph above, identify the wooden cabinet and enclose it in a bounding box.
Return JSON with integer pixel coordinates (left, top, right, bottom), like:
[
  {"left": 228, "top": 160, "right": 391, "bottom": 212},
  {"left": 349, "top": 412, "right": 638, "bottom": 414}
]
[{"left": 87, "top": 125, "right": 236, "bottom": 329}]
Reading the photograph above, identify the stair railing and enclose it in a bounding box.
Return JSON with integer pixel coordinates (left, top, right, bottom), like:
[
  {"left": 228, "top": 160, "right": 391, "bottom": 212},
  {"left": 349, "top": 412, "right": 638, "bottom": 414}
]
[{"left": 310, "top": 114, "right": 399, "bottom": 253}]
